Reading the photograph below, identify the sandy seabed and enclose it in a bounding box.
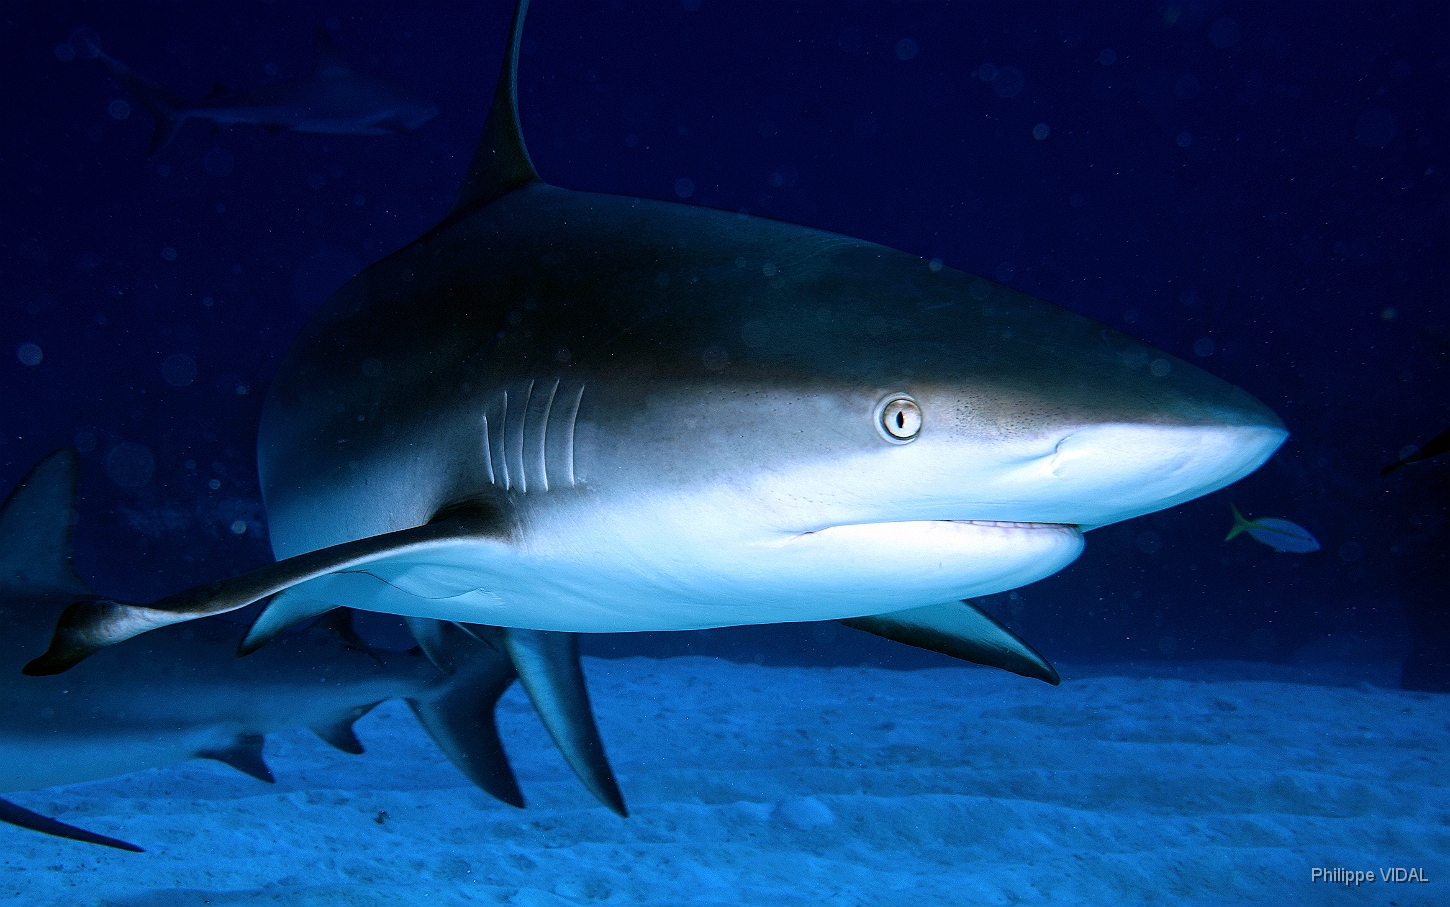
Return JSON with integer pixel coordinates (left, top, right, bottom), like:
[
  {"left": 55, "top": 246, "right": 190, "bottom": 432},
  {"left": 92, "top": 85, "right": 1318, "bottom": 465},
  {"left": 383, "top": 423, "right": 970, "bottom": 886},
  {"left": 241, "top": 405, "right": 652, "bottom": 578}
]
[{"left": 3, "top": 656, "right": 1446, "bottom": 906}]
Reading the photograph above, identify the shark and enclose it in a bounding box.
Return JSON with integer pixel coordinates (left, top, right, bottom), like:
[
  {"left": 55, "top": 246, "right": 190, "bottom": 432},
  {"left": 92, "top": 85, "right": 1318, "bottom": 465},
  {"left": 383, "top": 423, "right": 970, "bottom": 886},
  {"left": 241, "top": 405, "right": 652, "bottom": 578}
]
[
  {"left": 81, "top": 28, "right": 437, "bottom": 155},
  {"left": 28, "top": 0, "right": 1286, "bottom": 689},
  {"left": 2, "top": 449, "right": 625, "bottom": 853}
]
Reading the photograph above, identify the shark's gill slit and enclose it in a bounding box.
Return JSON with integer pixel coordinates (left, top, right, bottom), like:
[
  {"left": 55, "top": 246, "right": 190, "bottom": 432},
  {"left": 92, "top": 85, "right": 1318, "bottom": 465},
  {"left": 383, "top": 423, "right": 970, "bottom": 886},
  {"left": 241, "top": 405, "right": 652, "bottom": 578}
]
[
  {"left": 496, "top": 391, "right": 510, "bottom": 491},
  {"left": 481, "top": 413, "right": 496, "bottom": 486},
  {"left": 510, "top": 379, "right": 534, "bottom": 494},
  {"left": 561, "top": 382, "right": 584, "bottom": 487},
  {"left": 531, "top": 377, "right": 560, "bottom": 493}
]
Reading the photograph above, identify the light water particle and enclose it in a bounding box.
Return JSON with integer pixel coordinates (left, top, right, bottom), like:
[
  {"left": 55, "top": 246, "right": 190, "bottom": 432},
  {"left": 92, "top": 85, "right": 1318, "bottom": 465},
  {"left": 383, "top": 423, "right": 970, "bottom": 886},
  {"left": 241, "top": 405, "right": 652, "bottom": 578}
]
[
  {"left": 895, "top": 38, "right": 919, "bottom": 62},
  {"left": 992, "top": 66, "right": 1025, "bottom": 98},
  {"left": 1150, "top": 358, "right": 1172, "bottom": 377},
  {"left": 161, "top": 246, "right": 178, "bottom": 261},
  {"left": 203, "top": 146, "right": 234, "bottom": 177},
  {"left": 1177, "top": 131, "right": 1194, "bottom": 147},
  {"left": 1209, "top": 18, "right": 1241, "bottom": 49},
  {"left": 928, "top": 258, "right": 943, "bottom": 272},
  {"left": 208, "top": 479, "right": 221, "bottom": 490},
  {"left": 1032, "top": 122, "right": 1051, "bottom": 140},
  {"left": 1354, "top": 108, "right": 1397, "bottom": 148},
  {"left": 230, "top": 520, "right": 247, "bottom": 535},
  {"left": 108, "top": 99, "right": 131, "bottom": 120},
  {"left": 105, "top": 442, "right": 155, "bottom": 489},
  {"left": 17, "top": 343, "right": 43, "bottom": 366},
  {"left": 673, "top": 177, "right": 695, "bottom": 198},
  {"left": 161, "top": 353, "right": 197, "bottom": 387},
  {"left": 1097, "top": 48, "right": 1117, "bottom": 66}
]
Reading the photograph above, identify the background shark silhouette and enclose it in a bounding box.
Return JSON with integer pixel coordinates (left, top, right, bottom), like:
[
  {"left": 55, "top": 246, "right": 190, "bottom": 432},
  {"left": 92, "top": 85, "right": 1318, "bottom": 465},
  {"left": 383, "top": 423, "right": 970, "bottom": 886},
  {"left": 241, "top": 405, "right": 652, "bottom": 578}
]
[
  {"left": 1, "top": 450, "right": 625, "bottom": 851},
  {"left": 79, "top": 28, "right": 436, "bottom": 155}
]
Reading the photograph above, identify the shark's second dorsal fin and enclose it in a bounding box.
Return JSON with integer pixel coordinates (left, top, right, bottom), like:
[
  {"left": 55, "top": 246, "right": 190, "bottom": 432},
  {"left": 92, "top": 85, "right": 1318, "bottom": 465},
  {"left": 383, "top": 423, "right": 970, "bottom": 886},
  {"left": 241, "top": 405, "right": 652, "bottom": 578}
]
[
  {"left": 449, "top": 0, "right": 539, "bottom": 215},
  {"left": 0, "top": 449, "right": 88, "bottom": 596},
  {"left": 313, "top": 28, "right": 351, "bottom": 79}
]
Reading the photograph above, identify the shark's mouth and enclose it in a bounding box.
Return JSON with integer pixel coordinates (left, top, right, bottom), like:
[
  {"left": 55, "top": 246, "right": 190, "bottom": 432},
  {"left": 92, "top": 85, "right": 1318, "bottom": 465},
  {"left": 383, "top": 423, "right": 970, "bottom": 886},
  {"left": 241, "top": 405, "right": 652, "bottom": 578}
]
[{"left": 792, "top": 519, "right": 1080, "bottom": 540}]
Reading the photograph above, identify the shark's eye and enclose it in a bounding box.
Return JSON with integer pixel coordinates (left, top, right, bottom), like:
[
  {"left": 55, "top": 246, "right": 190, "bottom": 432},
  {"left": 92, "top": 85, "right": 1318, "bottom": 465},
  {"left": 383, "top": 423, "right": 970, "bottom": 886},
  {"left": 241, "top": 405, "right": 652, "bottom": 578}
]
[{"left": 877, "top": 394, "right": 922, "bottom": 443}]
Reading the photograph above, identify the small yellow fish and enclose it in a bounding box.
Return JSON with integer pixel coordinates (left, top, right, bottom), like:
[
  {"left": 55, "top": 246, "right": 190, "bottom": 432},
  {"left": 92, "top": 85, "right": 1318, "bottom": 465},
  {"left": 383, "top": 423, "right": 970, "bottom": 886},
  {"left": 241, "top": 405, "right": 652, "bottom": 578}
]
[{"left": 1225, "top": 503, "right": 1320, "bottom": 553}]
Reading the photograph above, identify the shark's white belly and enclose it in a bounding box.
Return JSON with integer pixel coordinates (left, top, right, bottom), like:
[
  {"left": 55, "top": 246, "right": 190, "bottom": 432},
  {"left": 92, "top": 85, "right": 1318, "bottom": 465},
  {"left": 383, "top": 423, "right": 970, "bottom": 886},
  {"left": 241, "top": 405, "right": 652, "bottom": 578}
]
[{"left": 272, "top": 517, "right": 1083, "bottom": 633}]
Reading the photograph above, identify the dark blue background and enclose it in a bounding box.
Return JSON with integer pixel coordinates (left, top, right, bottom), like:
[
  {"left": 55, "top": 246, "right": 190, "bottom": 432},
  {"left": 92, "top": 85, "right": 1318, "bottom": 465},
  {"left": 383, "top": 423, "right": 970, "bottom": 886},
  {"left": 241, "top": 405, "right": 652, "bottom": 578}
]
[{"left": 2, "top": 2, "right": 1446, "bottom": 679}]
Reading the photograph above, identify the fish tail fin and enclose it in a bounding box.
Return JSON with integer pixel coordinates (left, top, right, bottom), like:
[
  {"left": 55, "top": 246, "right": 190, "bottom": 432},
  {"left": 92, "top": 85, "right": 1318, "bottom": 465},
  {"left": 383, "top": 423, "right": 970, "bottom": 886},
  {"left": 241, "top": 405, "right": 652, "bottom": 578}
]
[
  {"left": 404, "top": 619, "right": 526, "bottom": 808},
  {"left": 1225, "top": 501, "right": 1252, "bottom": 541},
  {"left": 93, "top": 50, "right": 188, "bottom": 155}
]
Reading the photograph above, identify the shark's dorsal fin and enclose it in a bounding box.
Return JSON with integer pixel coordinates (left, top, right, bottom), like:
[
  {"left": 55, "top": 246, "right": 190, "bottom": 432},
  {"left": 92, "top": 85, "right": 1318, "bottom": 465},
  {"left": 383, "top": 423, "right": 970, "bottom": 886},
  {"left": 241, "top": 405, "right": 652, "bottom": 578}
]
[
  {"left": 0, "top": 448, "right": 88, "bottom": 596},
  {"left": 448, "top": 0, "right": 539, "bottom": 215},
  {"left": 198, "top": 733, "right": 274, "bottom": 783},
  {"left": 314, "top": 28, "right": 351, "bottom": 79}
]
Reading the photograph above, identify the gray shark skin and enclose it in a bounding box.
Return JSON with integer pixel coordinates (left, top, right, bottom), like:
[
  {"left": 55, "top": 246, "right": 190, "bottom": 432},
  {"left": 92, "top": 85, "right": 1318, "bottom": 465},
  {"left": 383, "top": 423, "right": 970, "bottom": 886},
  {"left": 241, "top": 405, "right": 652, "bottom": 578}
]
[
  {"left": 82, "top": 29, "right": 437, "bottom": 155},
  {"left": 30, "top": 0, "right": 1285, "bottom": 678},
  {"left": 3, "top": 451, "right": 624, "bottom": 852}
]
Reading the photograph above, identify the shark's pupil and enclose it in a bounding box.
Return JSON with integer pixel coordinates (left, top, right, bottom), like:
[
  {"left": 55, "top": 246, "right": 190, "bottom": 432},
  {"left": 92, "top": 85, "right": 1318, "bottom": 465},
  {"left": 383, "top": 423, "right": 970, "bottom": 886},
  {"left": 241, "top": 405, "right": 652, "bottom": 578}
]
[{"left": 879, "top": 395, "right": 922, "bottom": 442}]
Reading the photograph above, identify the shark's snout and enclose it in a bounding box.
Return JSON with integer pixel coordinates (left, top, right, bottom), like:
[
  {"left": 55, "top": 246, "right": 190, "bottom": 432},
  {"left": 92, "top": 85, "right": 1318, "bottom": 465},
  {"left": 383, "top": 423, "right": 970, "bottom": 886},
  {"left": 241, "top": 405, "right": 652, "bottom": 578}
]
[{"left": 1037, "top": 420, "right": 1287, "bottom": 529}]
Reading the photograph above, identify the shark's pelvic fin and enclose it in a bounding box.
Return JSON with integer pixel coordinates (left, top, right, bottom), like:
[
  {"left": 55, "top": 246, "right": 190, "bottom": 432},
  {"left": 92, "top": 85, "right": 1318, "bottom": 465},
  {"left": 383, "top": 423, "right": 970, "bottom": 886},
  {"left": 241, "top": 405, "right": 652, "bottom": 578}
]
[
  {"left": 310, "top": 703, "right": 379, "bottom": 755},
  {"left": 0, "top": 448, "right": 88, "bottom": 597},
  {"left": 842, "top": 600, "right": 1061, "bottom": 686},
  {"left": 23, "top": 505, "right": 509, "bottom": 675},
  {"left": 472, "top": 625, "right": 628, "bottom": 817},
  {"left": 448, "top": 0, "right": 538, "bottom": 215},
  {"left": 198, "top": 733, "right": 275, "bottom": 784},
  {"left": 240, "top": 588, "right": 339, "bottom": 656},
  {"left": 406, "top": 620, "right": 525, "bottom": 808},
  {"left": 0, "top": 797, "right": 143, "bottom": 853}
]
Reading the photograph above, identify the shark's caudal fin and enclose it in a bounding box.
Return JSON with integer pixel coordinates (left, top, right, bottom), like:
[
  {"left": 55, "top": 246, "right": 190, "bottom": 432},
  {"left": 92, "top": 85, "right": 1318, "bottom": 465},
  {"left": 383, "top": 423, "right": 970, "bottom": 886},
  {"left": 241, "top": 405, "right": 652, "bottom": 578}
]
[
  {"left": 0, "top": 798, "right": 142, "bottom": 853},
  {"left": 88, "top": 45, "right": 188, "bottom": 156},
  {"left": 841, "top": 600, "right": 1061, "bottom": 685},
  {"left": 448, "top": 0, "right": 539, "bottom": 215},
  {"left": 0, "top": 448, "right": 89, "bottom": 597}
]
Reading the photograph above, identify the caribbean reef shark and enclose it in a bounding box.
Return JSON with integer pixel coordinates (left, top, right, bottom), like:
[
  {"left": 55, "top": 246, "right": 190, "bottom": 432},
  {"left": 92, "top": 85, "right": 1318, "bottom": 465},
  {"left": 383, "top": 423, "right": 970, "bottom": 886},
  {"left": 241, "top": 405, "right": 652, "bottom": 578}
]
[
  {"left": 81, "top": 28, "right": 437, "bottom": 155},
  {"left": 29, "top": 0, "right": 1286, "bottom": 685},
  {"left": 3, "top": 450, "right": 623, "bottom": 853}
]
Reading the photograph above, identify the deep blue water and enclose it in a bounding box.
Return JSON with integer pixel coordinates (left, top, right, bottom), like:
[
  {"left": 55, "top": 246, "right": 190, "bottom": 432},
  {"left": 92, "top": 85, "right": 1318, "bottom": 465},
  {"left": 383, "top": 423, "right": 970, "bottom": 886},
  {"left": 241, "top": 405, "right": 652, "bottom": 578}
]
[{"left": 1, "top": 2, "right": 1446, "bottom": 684}]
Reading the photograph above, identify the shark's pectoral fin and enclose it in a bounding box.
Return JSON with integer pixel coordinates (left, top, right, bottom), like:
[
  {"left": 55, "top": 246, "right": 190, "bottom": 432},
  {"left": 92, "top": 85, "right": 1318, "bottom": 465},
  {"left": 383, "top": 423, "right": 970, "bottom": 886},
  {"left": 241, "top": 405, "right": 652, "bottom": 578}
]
[
  {"left": 0, "top": 797, "right": 143, "bottom": 852},
  {"left": 405, "top": 621, "right": 524, "bottom": 808},
  {"left": 470, "top": 626, "right": 628, "bottom": 818},
  {"left": 198, "top": 733, "right": 274, "bottom": 783},
  {"left": 841, "top": 600, "right": 1061, "bottom": 685},
  {"left": 23, "top": 507, "right": 508, "bottom": 675},
  {"left": 310, "top": 703, "right": 380, "bottom": 755}
]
